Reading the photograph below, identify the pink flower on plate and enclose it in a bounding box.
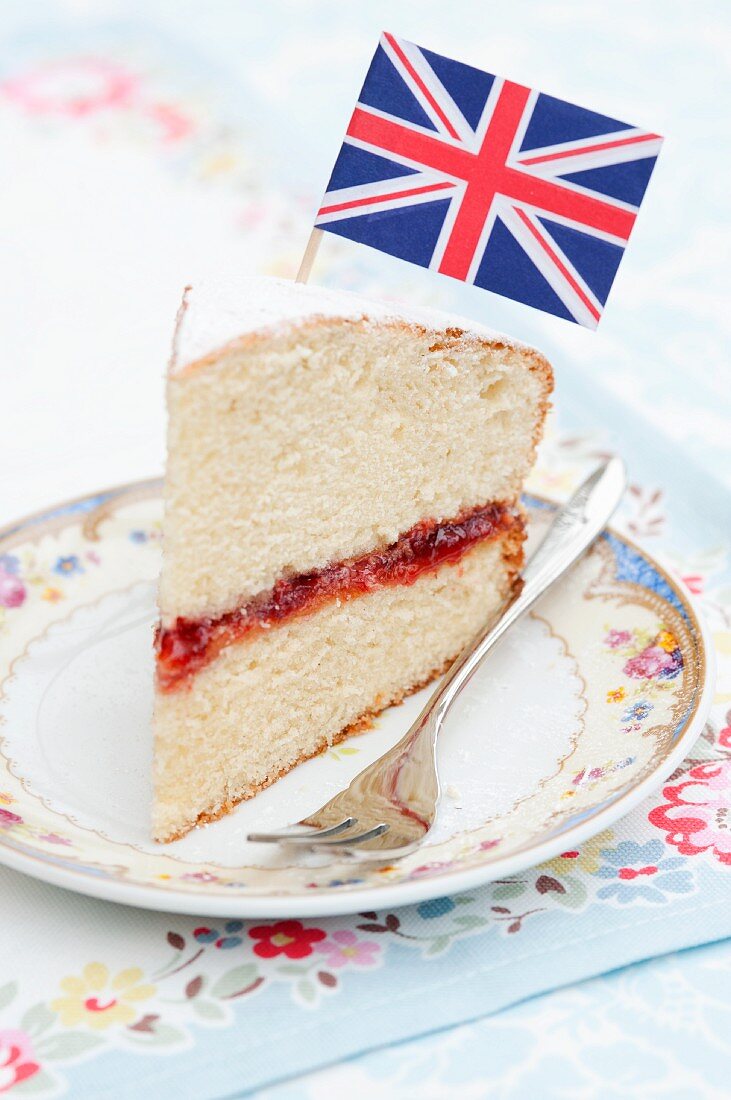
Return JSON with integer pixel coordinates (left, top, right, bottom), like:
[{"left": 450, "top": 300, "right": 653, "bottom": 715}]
[
  {"left": 604, "top": 629, "right": 632, "bottom": 649},
  {"left": 0, "top": 1030, "right": 40, "bottom": 1093},
  {"left": 0, "top": 809, "right": 22, "bottom": 829},
  {"left": 0, "top": 570, "right": 25, "bottom": 609},
  {"left": 316, "top": 930, "right": 381, "bottom": 969},
  {"left": 38, "top": 833, "right": 72, "bottom": 846},
  {"left": 410, "top": 861, "right": 453, "bottom": 878},
  {"left": 649, "top": 761, "right": 731, "bottom": 865},
  {"left": 624, "top": 645, "right": 677, "bottom": 680}
]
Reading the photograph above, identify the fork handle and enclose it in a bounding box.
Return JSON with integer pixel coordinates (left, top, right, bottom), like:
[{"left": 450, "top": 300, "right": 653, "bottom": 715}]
[{"left": 427, "top": 458, "right": 627, "bottom": 729}]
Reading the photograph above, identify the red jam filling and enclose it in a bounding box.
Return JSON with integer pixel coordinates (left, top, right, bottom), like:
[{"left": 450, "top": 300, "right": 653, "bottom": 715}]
[{"left": 156, "top": 502, "right": 518, "bottom": 692}]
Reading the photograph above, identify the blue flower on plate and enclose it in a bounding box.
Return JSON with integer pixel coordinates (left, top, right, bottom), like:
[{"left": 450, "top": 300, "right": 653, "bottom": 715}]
[
  {"left": 193, "top": 919, "right": 244, "bottom": 948},
  {"left": 129, "top": 530, "right": 148, "bottom": 544},
  {"left": 53, "top": 555, "right": 84, "bottom": 577},
  {"left": 622, "top": 700, "right": 653, "bottom": 723},
  {"left": 0, "top": 554, "right": 20, "bottom": 575},
  {"left": 417, "top": 896, "right": 456, "bottom": 919},
  {"left": 592, "top": 839, "right": 693, "bottom": 904}
]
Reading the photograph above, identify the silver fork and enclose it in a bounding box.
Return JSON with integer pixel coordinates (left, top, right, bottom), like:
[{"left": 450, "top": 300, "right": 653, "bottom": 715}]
[{"left": 248, "top": 457, "right": 627, "bottom": 859}]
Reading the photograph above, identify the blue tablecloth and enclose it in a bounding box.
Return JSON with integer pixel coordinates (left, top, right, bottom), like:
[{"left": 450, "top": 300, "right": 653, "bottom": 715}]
[{"left": 0, "top": 2, "right": 729, "bottom": 1097}]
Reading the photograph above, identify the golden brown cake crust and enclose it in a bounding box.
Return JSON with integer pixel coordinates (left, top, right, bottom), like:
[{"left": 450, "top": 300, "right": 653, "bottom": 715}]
[{"left": 175, "top": 311, "right": 554, "bottom": 407}]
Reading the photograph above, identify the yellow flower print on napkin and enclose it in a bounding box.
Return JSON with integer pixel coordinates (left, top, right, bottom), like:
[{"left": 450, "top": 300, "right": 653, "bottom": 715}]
[
  {"left": 51, "top": 963, "right": 155, "bottom": 1030},
  {"left": 541, "top": 828, "right": 615, "bottom": 877}
]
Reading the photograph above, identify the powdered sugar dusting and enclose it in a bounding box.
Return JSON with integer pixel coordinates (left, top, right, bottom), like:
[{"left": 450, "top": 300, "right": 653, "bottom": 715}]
[{"left": 170, "top": 276, "right": 531, "bottom": 373}]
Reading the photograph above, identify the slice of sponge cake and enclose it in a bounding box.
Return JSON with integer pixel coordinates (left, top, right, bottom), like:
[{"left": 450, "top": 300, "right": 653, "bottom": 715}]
[{"left": 153, "top": 277, "right": 552, "bottom": 841}]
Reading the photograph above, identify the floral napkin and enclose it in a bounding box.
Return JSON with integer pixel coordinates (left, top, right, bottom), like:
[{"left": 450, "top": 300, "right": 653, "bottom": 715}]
[{"left": 1, "top": 11, "right": 729, "bottom": 1097}]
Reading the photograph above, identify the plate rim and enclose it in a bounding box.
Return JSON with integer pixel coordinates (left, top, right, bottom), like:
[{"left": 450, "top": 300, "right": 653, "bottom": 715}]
[{"left": 0, "top": 478, "right": 716, "bottom": 917}]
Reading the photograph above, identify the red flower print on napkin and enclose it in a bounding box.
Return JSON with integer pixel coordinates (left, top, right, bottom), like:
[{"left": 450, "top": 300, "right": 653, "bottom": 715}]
[
  {"left": 248, "top": 920, "right": 326, "bottom": 960},
  {"left": 649, "top": 761, "right": 731, "bottom": 865}
]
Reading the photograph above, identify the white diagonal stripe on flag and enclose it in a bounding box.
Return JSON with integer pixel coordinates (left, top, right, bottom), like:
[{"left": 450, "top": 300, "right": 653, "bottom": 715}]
[
  {"left": 504, "top": 86, "right": 539, "bottom": 160},
  {"left": 469, "top": 76, "right": 512, "bottom": 152},
  {"left": 512, "top": 128, "right": 662, "bottom": 169},
  {"left": 500, "top": 203, "right": 602, "bottom": 328},
  {"left": 511, "top": 198, "right": 631, "bottom": 246},
  {"left": 393, "top": 36, "right": 476, "bottom": 145},
  {"left": 521, "top": 137, "right": 663, "bottom": 181},
  {"left": 464, "top": 193, "right": 506, "bottom": 285},
  {"left": 316, "top": 173, "right": 458, "bottom": 224}
]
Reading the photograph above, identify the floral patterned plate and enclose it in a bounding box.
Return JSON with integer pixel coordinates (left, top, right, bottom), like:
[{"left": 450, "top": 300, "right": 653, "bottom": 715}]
[{"left": 0, "top": 480, "right": 713, "bottom": 916}]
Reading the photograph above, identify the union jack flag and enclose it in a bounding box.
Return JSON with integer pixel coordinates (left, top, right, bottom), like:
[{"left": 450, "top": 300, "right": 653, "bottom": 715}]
[{"left": 315, "top": 33, "right": 662, "bottom": 328}]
